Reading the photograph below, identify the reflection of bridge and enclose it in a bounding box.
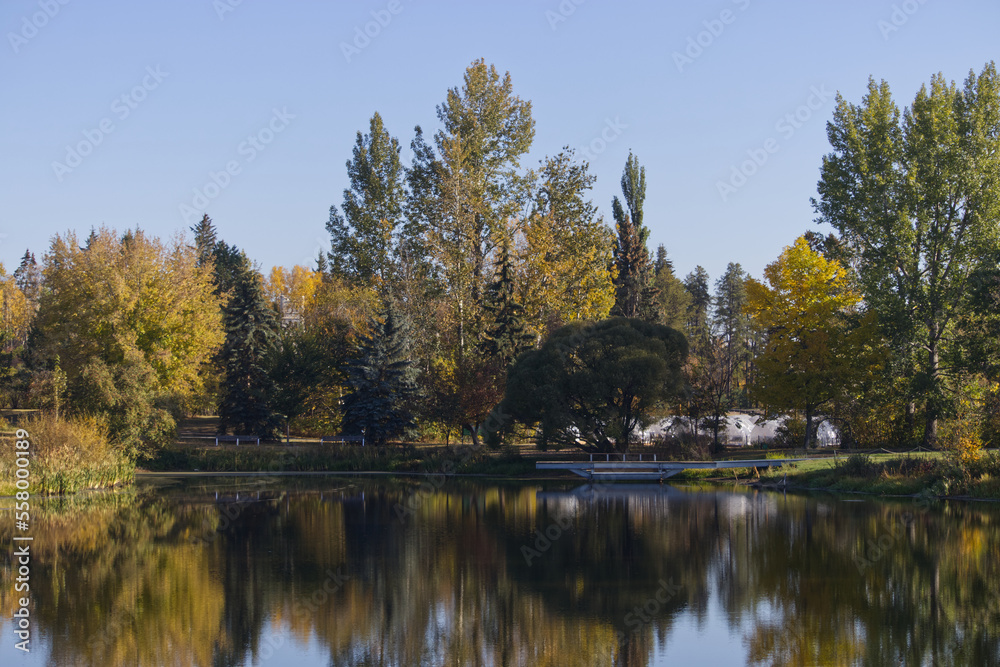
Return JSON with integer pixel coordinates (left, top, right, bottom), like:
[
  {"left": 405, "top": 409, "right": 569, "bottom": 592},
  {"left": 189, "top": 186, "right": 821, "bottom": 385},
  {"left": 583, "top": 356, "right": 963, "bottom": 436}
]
[{"left": 536, "top": 458, "right": 802, "bottom": 482}]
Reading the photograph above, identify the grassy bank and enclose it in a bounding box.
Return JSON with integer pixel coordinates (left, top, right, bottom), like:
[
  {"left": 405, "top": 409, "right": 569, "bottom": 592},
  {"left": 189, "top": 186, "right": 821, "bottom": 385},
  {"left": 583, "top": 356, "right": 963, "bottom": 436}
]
[
  {"left": 142, "top": 443, "right": 538, "bottom": 477},
  {"left": 752, "top": 450, "right": 1000, "bottom": 499},
  {"left": 0, "top": 416, "right": 135, "bottom": 496}
]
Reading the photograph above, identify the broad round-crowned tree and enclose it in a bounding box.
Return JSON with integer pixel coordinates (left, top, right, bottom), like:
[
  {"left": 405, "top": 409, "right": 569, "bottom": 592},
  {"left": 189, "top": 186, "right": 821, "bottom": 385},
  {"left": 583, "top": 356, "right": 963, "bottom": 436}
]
[{"left": 499, "top": 317, "right": 687, "bottom": 453}]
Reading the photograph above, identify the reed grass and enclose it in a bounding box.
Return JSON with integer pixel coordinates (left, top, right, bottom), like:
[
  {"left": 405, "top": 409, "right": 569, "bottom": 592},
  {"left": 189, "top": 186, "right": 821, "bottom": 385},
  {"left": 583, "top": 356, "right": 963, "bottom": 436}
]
[{"left": 0, "top": 414, "right": 135, "bottom": 495}]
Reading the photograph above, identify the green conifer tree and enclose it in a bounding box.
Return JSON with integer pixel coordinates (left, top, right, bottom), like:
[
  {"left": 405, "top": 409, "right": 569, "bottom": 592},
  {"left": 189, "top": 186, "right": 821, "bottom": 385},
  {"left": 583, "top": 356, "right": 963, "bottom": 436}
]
[
  {"left": 191, "top": 214, "right": 218, "bottom": 268},
  {"left": 341, "top": 299, "right": 418, "bottom": 446},
  {"left": 218, "top": 264, "right": 281, "bottom": 438},
  {"left": 479, "top": 240, "right": 534, "bottom": 367}
]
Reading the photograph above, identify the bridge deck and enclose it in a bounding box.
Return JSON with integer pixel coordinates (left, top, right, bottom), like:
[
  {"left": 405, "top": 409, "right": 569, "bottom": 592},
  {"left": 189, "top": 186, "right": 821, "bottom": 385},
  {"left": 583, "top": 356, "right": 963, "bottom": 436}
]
[{"left": 536, "top": 459, "right": 802, "bottom": 481}]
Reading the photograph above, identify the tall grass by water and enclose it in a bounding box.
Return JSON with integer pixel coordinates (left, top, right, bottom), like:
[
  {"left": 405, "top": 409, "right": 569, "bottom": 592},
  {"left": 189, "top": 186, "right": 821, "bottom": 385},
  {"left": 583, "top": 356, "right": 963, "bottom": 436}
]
[{"left": 0, "top": 414, "right": 135, "bottom": 495}]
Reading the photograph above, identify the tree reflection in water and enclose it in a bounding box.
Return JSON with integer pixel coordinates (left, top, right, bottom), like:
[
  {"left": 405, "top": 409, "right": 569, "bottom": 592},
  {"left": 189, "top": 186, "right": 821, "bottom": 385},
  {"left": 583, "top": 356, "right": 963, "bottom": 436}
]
[{"left": 1, "top": 478, "right": 998, "bottom": 666}]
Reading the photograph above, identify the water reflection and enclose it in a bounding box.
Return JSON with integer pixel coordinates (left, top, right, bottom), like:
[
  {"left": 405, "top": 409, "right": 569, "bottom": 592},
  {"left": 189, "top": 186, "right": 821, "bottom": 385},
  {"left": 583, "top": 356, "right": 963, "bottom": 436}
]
[{"left": 1, "top": 477, "right": 999, "bottom": 666}]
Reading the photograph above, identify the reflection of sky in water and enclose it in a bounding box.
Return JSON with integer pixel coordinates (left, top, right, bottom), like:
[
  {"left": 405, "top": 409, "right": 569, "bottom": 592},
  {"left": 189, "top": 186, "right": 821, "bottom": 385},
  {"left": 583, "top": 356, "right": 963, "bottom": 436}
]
[
  {"left": 654, "top": 593, "right": 747, "bottom": 666},
  {"left": 0, "top": 621, "right": 49, "bottom": 666}
]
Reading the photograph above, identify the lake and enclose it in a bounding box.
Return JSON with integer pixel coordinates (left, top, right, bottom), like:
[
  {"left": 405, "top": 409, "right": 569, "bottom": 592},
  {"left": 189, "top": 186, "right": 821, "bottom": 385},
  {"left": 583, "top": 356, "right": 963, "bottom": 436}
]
[{"left": 2, "top": 475, "right": 999, "bottom": 666}]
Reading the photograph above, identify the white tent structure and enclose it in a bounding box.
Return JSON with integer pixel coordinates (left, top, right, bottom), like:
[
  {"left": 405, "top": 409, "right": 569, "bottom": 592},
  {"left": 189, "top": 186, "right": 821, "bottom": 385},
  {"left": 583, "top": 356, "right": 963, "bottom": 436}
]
[{"left": 641, "top": 413, "right": 840, "bottom": 447}]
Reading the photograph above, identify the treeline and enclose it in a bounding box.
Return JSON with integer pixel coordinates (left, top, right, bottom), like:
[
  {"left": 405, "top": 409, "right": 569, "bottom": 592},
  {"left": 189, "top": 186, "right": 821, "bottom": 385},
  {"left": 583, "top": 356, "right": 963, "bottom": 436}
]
[{"left": 1, "top": 59, "right": 999, "bottom": 458}]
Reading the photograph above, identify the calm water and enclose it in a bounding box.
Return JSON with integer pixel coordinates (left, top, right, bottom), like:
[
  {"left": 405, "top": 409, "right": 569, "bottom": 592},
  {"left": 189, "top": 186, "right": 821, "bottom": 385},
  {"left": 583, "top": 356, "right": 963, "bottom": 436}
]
[{"left": 2, "top": 475, "right": 999, "bottom": 666}]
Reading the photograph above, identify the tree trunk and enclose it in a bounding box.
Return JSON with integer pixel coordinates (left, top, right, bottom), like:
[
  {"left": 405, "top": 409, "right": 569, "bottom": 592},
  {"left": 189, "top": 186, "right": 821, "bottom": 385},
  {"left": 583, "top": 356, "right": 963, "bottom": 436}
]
[
  {"left": 923, "top": 332, "right": 940, "bottom": 448},
  {"left": 463, "top": 422, "right": 481, "bottom": 449},
  {"left": 803, "top": 406, "right": 815, "bottom": 449}
]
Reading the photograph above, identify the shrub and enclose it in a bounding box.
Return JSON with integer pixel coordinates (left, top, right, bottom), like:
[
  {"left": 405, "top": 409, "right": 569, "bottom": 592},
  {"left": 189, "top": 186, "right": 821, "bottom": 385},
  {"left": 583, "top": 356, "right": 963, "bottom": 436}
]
[
  {"left": 773, "top": 416, "right": 807, "bottom": 448},
  {"left": 0, "top": 413, "right": 134, "bottom": 494},
  {"left": 649, "top": 431, "right": 712, "bottom": 461},
  {"left": 838, "top": 453, "right": 876, "bottom": 478}
]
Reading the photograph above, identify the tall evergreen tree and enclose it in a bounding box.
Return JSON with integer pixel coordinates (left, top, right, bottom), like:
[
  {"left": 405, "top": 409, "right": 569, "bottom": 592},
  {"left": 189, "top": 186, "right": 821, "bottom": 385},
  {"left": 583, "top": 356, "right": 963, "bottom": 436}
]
[
  {"left": 713, "top": 262, "right": 749, "bottom": 404},
  {"left": 190, "top": 214, "right": 218, "bottom": 268},
  {"left": 611, "top": 153, "right": 657, "bottom": 319},
  {"left": 314, "top": 250, "right": 329, "bottom": 278},
  {"left": 327, "top": 111, "right": 407, "bottom": 286},
  {"left": 13, "top": 250, "right": 40, "bottom": 305},
  {"left": 341, "top": 299, "right": 418, "bottom": 446},
  {"left": 218, "top": 264, "right": 281, "bottom": 438},
  {"left": 211, "top": 242, "right": 250, "bottom": 297},
  {"left": 479, "top": 239, "right": 534, "bottom": 367},
  {"left": 653, "top": 245, "right": 690, "bottom": 331},
  {"left": 653, "top": 244, "right": 673, "bottom": 274},
  {"left": 683, "top": 266, "right": 711, "bottom": 341}
]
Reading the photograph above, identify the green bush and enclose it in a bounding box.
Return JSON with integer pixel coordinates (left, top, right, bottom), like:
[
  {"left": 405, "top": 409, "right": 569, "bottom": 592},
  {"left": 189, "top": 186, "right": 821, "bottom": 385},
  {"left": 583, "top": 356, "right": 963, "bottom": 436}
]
[{"left": 838, "top": 453, "right": 876, "bottom": 478}]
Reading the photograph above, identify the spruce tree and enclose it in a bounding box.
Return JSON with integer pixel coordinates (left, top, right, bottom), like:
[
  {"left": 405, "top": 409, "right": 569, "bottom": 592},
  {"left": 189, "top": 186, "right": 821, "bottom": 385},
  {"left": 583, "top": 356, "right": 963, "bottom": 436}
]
[
  {"left": 713, "top": 263, "right": 749, "bottom": 405},
  {"left": 479, "top": 240, "right": 534, "bottom": 367},
  {"left": 315, "top": 250, "right": 329, "bottom": 279},
  {"left": 683, "top": 266, "right": 712, "bottom": 341},
  {"left": 218, "top": 264, "right": 281, "bottom": 438},
  {"left": 341, "top": 299, "right": 418, "bottom": 446},
  {"left": 13, "top": 250, "right": 40, "bottom": 304},
  {"left": 653, "top": 245, "right": 690, "bottom": 331},
  {"left": 212, "top": 242, "right": 249, "bottom": 297},
  {"left": 191, "top": 214, "right": 218, "bottom": 268},
  {"left": 654, "top": 244, "right": 672, "bottom": 274}
]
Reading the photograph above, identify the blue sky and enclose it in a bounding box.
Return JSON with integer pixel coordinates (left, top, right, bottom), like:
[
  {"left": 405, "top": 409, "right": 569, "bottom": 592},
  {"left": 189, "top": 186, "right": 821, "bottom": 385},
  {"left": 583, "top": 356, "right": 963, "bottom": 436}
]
[{"left": 2, "top": 0, "right": 998, "bottom": 285}]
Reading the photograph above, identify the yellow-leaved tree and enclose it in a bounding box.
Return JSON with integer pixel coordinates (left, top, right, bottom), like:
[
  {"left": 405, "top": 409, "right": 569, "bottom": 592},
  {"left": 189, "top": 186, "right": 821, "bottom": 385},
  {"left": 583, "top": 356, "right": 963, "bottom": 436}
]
[
  {"left": 518, "top": 150, "right": 616, "bottom": 340},
  {"left": 0, "top": 264, "right": 32, "bottom": 351},
  {"left": 33, "top": 228, "right": 223, "bottom": 454},
  {"left": 746, "top": 236, "right": 876, "bottom": 447},
  {"left": 265, "top": 265, "right": 323, "bottom": 325},
  {"left": 36, "top": 228, "right": 223, "bottom": 398}
]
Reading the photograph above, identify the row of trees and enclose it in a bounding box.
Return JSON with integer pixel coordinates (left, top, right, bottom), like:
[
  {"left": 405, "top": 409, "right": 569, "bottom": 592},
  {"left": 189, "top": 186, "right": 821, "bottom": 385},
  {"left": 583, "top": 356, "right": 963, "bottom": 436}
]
[{"left": 1, "top": 60, "right": 998, "bottom": 455}]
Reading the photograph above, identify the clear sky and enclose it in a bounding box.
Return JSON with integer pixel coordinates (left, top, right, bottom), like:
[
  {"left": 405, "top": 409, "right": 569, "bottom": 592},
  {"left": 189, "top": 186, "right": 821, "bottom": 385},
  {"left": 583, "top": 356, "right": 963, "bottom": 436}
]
[{"left": 2, "top": 0, "right": 998, "bottom": 285}]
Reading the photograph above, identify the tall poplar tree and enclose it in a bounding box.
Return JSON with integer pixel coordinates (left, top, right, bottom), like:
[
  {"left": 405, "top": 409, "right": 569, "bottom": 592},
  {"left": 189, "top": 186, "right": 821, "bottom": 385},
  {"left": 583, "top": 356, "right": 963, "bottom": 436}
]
[
  {"left": 408, "top": 59, "right": 536, "bottom": 359},
  {"left": 327, "top": 111, "right": 407, "bottom": 286},
  {"left": 815, "top": 63, "right": 1000, "bottom": 445},
  {"left": 611, "top": 152, "right": 657, "bottom": 320}
]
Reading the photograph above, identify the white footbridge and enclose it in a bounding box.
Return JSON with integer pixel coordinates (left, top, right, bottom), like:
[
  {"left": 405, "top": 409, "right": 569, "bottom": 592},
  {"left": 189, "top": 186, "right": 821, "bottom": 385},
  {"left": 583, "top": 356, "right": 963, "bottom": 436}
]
[{"left": 536, "top": 455, "right": 803, "bottom": 482}]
